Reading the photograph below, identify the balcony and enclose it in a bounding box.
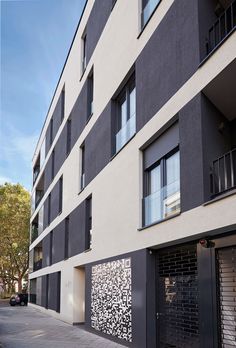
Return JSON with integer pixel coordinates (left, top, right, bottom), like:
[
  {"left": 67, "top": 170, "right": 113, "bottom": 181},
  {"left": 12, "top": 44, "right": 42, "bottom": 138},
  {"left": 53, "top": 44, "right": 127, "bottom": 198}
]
[
  {"left": 211, "top": 148, "right": 236, "bottom": 196},
  {"left": 31, "top": 224, "right": 38, "bottom": 243},
  {"left": 33, "top": 165, "right": 40, "bottom": 184},
  {"left": 143, "top": 180, "right": 180, "bottom": 226},
  {"left": 116, "top": 115, "right": 136, "bottom": 153},
  {"left": 205, "top": 0, "right": 236, "bottom": 57}
]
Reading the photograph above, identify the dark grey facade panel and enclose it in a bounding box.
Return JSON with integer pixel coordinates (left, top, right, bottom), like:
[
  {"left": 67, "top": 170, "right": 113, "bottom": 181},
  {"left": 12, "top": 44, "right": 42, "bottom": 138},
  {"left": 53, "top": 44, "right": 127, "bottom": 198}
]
[
  {"left": 52, "top": 93, "right": 63, "bottom": 141},
  {"left": 52, "top": 220, "right": 65, "bottom": 264},
  {"left": 85, "top": 249, "right": 149, "bottom": 348},
  {"left": 42, "top": 233, "right": 51, "bottom": 268},
  {"left": 43, "top": 197, "right": 49, "bottom": 229},
  {"left": 45, "top": 126, "right": 51, "bottom": 157},
  {"left": 50, "top": 180, "right": 59, "bottom": 223},
  {"left": 84, "top": 102, "right": 112, "bottom": 186},
  {"left": 86, "top": 0, "right": 114, "bottom": 64},
  {"left": 69, "top": 201, "right": 86, "bottom": 257},
  {"left": 179, "top": 94, "right": 205, "bottom": 212},
  {"left": 71, "top": 82, "right": 88, "bottom": 149},
  {"left": 54, "top": 125, "right": 67, "bottom": 177},
  {"left": 41, "top": 275, "right": 48, "bottom": 308},
  {"left": 44, "top": 156, "right": 52, "bottom": 192},
  {"left": 144, "top": 122, "right": 179, "bottom": 169},
  {"left": 136, "top": 0, "right": 200, "bottom": 131},
  {"left": 48, "top": 272, "right": 60, "bottom": 312}
]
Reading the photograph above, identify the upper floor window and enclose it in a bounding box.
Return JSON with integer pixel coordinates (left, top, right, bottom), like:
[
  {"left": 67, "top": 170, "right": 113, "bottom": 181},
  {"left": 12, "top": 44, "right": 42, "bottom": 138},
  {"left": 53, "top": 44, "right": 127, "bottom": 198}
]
[
  {"left": 143, "top": 149, "right": 180, "bottom": 226},
  {"left": 81, "top": 31, "right": 87, "bottom": 74},
  {"left": 61, "top": 87, "right": 65, "bottom": 123},
  {"left": 64, "top": 216, "right": 70, "bottom": 259},
  {"left": 141, "top": 0, "right": 161, "bottom": 28},
  {"left": 59, "top": 176, "right": 63, "bottom": 214},
  {"left": 115, "top": 78, "right": 136, "bottom": 153},
  {"left": 80, "top": 144, "right": 85, "bottom": 190},
  {"left": 51, "top": 149, "right": 55, "bottom": 180},
  {"left": 49, "top": 118, "right": 53, "bottom": 146},
  {"left": 87, "top": 69, "right": 94, "bottom": 119},
  {"left": 66, "top": 118, "right": 72, "bottom": 155}
]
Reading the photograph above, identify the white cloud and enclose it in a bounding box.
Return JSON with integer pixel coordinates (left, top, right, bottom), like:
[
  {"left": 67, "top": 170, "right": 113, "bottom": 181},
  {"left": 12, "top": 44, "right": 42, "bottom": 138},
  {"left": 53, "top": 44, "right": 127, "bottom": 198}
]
[{"left": 0, "top": 176, "right": 14, "bottom": 185}]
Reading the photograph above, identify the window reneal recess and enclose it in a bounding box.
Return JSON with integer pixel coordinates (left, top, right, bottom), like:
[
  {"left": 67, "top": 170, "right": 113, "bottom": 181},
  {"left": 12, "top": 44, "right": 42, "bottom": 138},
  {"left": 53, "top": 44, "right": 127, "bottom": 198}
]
[
  {"left": 80, "top": 144, "right": 85, "bottom": 190},
  {"left": 85, "top": 196, "right": 92, "bottom": 250},
  {"left": 81, "top": 31, "right": 87, "bottom": 74},
  {"left": 115, "top": 77, "right": 136, "bottom": 153},
  {"left": 87, "top": 69, "right": 94, "bottom": 119}
]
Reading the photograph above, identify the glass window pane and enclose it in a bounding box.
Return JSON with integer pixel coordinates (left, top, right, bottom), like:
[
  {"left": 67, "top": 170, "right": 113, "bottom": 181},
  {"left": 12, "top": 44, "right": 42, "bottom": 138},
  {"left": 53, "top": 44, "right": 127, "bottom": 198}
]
[
  {"left": 164, "top": 151, "right": 180, "bottom": 218},
  {"left": 121, "top": 99, "right": 127, "bottom": 128},
  {"left": 150, "top": 164, "right": 161, "bottom": 194},
  {"left": 129, "top": 88, "right": 136, "bottom": 119}
]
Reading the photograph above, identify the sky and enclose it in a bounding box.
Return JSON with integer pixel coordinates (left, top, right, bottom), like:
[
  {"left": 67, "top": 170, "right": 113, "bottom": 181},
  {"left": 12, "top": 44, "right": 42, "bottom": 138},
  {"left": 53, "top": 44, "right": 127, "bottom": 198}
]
[{"left": 0, "top": 0, "right": 86, "bottom": 190}]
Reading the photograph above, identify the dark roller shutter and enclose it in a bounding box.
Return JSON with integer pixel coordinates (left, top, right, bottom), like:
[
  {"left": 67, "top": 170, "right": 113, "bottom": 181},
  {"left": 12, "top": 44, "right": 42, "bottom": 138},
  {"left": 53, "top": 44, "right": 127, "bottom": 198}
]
[{"left": 217, "top": 246, "right": 236, "bottom": 347}]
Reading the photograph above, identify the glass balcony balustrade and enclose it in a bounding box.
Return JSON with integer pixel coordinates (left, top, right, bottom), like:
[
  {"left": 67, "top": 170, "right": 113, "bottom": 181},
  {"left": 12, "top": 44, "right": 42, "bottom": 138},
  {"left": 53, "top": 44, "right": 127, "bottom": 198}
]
[{"left": 116, "top": 115, "right": 136, "bottom": 153}]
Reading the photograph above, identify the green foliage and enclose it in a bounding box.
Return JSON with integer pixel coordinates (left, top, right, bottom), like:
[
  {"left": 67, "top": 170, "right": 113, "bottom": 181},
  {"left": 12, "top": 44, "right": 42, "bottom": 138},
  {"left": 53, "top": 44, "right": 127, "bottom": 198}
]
[{"left": 0, "top": 183, "right": 30, "bottom": 293}]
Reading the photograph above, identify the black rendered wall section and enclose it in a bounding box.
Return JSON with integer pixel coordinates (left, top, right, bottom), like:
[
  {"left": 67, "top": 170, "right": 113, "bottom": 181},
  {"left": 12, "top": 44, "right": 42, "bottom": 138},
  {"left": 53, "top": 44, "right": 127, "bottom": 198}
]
[
  {"left": 85, "top": 249, "right": 150, "bottom": 348},
  {"left": 41, "top": 275, "right": 47, "bottom": 308},
  {"left": 52, "top": 220, "right": 65, "bottom": 264},
  {"left": 44, "top": 156, "right": 52, "bottom": 192},
  {"left": 43, "top": 197, "right": 49, "bottom": 228},
  {"left": 179, "top": 94, "right": 205, "bottom": 212},
  {"left": 86, "top": 0, "right": 114, "bottom": 64},
  {"left": 84, "top": 102, "right": 112, "bottom": 186},
  {"left": 45, "top": 91, "right": 64, "bottom": 156},
  {"left": 42, "top": 233, "right": 51, "bottom": 268},
  {"left": 136, "top": 0, "right": 200, "bottom": 131},
  {"left": 50, "top": 180, "right": 59, "bottom": 223},
  {"left": 69, "top": 201, "right": 86, "bottom": 257},
  {"left": 71, "top": 82, "right": 88, "bottom": 149},
  {"left": 54, "top": 125, "right": 67, "bottom": 177},
  {"left": 48, "top": 272, "right": 61, "bottom": 312}
]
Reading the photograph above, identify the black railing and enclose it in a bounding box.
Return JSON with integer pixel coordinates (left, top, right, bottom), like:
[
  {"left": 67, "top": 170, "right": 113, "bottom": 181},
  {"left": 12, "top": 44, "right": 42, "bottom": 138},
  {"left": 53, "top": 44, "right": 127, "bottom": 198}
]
[
  {"left": 206, "top": 1, "right": 236, "bottom": 56},
  {"left": 33, "top": 259, "right": 42, "bottom": 272},
  {"left": 210, "top": 148, "right": 236, "bottom": 196}
]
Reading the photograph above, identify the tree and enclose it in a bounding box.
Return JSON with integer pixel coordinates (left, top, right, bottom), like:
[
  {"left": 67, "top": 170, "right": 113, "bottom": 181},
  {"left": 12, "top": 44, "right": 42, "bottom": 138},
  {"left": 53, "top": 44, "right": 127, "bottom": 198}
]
[{"left": 0, "top": 183, "right": 30, "bottom": 293}]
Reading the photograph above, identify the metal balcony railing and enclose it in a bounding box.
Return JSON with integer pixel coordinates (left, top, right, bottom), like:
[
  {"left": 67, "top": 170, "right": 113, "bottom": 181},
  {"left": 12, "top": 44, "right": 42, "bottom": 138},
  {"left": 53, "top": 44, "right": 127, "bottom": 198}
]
[
  {"left": 210, "top": 148, "right": 236, "bottom": 196},
  {"left": 206, "top": 0, "right": 236, "bottom": 56}
]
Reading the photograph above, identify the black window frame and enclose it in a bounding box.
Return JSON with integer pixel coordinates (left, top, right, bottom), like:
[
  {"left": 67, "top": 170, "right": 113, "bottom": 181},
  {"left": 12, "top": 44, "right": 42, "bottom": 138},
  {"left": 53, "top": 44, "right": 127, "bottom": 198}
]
[
  {"left": 61, "top": 86, "right": 65, "bottom": 123},
  {"left": 82, "top": 31, "right": 87, "bottom": 74},
  {"left": 87, "top": 68, "right": 94, "bottom": 120},
  {"left": 141, "top": 0, "right": 162, "bottom": 30},
  {"left": 48, "top": 193, "right": 51, "bottom": 226},
  {"left": 49, "top": 118, "right": 53, "bottom": 146},
  {"left": 114, "top": 75, "right": 136, "bottom": 154},
  {"left": 80, "top": 143, "right": 85, "bottom": 191},
  {"left": 51, "top": 149, "right": 55, "bottom": 180}
]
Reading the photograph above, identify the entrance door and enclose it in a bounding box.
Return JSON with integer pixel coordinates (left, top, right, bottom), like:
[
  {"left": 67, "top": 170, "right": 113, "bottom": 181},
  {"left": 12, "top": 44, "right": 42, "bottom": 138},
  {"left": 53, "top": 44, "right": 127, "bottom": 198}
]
[
  {"left": 156, "top": 244, "right": 199, "bottom": 348},
  {"left": 217, "top": 246, "right": 236, "bottom": 347}
]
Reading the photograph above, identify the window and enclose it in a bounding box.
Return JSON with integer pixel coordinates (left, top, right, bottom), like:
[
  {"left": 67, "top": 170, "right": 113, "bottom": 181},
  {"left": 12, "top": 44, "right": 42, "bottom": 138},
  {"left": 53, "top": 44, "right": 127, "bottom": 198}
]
[
  {"left": 80, "top": 144, "right": 85, "bottom": 190},
  {"left": 141, "top": 0, "right": 161, "bottom": 28},
  {"left": 66, "top": 118, "right": 72, "bottom": 155},
  {"left": 48, "top": 193, "right": 51, "bottom": 226},
  {"left": 64, "top": 216, "right": 69, "bottom": 259},
  {"left": 85, "top": 196, "right": 92, "bottom": 250},
  {"left": 59, "top": 176, "right": 63, "bottom": 214},
  {"left": 87, "top": 69, "right": 94, "bottom": 118},
  {"left": 50, "top": 118, "right": 53, "bottom": 145},
  {"left": 143, "top": 149, "right": 180, "bottom": 226},
  {"left": 115, "top": 78, "right": 136, "bottom": 153},
  {"left": 51, "top": 149, "right": 55, "bottom": 180},
  {"left": 61, "top": 87, "right": 65, "bottom": 123},
  {"left": 81, "top": 31, "right": 87, "bottom": 74}
]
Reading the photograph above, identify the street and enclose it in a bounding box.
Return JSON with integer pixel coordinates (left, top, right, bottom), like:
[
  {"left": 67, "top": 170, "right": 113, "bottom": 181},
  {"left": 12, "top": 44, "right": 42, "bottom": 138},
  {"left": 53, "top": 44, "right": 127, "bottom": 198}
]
[{"left": 0, "top": 300, "right": 125, "bottom": 348}]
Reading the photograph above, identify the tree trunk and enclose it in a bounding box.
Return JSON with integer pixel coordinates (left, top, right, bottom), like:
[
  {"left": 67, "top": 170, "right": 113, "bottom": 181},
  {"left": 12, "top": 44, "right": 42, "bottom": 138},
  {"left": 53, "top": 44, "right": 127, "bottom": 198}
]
[{"left": 18, "top": 277, "right": 22, "bottom": 293}]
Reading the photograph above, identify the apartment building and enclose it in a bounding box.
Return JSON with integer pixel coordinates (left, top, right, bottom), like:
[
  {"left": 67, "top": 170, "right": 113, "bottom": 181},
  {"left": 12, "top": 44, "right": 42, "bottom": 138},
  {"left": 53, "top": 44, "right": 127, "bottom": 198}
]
[{"left": 29, "top": 0, "right": 236, "bottom": 347}]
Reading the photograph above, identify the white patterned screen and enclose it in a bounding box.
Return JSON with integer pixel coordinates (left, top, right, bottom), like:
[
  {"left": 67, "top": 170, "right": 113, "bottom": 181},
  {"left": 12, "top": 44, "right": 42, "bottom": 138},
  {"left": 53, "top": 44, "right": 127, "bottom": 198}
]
[{"left": 91, "top": 258, "right": 132, "bottom": 342}]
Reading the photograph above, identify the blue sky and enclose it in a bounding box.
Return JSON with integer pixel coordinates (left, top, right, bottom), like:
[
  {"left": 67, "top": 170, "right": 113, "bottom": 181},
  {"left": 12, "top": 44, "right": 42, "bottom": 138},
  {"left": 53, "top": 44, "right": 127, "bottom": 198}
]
[{"left": 0, "top": 0, "right": 86, "bottom": 190}]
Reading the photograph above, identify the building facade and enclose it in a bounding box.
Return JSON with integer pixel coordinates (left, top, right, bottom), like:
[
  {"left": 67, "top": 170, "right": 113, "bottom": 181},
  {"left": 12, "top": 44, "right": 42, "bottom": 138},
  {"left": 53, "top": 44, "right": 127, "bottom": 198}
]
[{"left": 29, "top": 0, "right": 236, "bottom": 347}]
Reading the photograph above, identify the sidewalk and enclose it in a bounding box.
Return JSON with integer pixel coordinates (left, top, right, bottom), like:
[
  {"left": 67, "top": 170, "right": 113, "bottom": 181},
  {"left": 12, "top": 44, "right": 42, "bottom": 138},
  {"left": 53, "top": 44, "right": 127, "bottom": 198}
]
[{"left": 0, "top": 302, "right": 125, "bottom": 348}]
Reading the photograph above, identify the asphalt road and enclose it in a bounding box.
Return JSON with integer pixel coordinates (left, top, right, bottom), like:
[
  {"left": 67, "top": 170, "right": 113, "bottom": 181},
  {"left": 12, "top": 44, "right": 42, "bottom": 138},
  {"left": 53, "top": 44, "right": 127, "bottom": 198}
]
[{"left": 0, "top": 300, "right": 125, "bottom": 348}]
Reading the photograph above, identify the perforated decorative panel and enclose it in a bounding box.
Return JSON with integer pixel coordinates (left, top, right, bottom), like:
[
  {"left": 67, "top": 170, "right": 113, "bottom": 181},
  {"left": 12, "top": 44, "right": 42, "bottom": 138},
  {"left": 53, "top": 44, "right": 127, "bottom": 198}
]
[
  {"left": 91, "top": 258, "right": 132, "bottom": 342},
  {"left": 157, "top": 244, "right": 199, "bottom": 348}
]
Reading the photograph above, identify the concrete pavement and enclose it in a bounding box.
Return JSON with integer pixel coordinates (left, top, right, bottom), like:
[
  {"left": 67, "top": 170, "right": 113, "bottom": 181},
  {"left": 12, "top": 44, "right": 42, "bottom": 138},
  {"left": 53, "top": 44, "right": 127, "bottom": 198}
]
[{"left": 0, "top": 300, "right": 126, "bottom": 348}]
